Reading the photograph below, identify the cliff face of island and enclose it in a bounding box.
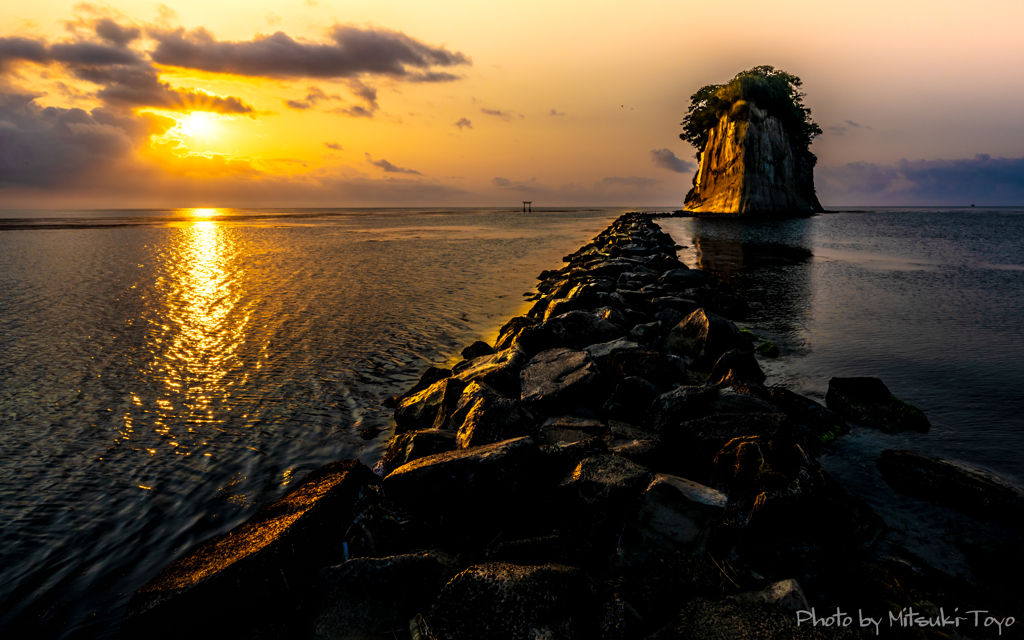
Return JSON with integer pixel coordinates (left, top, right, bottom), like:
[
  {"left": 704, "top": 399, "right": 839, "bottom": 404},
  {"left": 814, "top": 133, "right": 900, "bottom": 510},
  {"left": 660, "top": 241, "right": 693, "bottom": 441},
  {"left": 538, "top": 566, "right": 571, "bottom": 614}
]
[{"left": 684, "top": 102, "right": 823, "bottom": 215}]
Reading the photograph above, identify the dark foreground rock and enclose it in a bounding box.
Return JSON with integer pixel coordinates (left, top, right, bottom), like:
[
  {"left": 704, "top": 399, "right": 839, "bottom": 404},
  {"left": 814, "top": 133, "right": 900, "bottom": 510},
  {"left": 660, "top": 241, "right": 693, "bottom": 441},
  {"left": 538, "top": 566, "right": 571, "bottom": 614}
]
[
  {"left": 430, "top": 563, "right": 597, "bottom": 640},
  {"left": 121, "top": 460, "right": 377, "bottom": 640},
  {"left": 877, "top": 449, "right": 1024, "bottom": 524},
  {"left": 825, "top": 376, "right": 930, "bottom": 433},
  {"left": 664, "top": 308, "right": 750, "bottom": 369}
]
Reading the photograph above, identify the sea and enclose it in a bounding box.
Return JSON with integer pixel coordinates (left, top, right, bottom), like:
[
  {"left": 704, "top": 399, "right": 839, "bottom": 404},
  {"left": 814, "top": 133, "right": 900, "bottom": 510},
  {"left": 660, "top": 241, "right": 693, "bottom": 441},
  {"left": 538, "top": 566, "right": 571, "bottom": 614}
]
[{"left": 1, "top": 206, "right": 1022, "bottom": 637}]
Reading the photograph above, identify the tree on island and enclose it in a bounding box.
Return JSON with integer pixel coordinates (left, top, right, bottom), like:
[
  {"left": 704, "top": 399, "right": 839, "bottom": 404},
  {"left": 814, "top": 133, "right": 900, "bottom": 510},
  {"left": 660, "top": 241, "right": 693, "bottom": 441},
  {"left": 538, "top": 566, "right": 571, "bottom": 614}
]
[
  {"left": 679, "top": 65, "right": 824, "bottom": 214},
  {"left": 680, "top": 65, "right": 822, "bottom": 160}
]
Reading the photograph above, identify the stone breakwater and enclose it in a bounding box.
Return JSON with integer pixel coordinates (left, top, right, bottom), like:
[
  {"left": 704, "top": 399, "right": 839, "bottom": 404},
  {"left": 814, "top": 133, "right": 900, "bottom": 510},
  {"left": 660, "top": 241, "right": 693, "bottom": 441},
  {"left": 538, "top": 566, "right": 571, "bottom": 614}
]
[{"left": 121, "top": 213, "right": 1023, "bottom": 639}]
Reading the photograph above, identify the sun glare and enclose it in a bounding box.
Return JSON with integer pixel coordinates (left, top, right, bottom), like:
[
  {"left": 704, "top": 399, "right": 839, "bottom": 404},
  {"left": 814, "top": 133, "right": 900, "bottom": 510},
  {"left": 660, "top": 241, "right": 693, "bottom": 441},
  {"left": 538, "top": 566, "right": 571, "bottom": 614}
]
[
  {"left": 182, "top": 112, "right": 215, "bottom": 136},
  {"left": 191, "top": 208, "right": 220, "bottom": 218}
]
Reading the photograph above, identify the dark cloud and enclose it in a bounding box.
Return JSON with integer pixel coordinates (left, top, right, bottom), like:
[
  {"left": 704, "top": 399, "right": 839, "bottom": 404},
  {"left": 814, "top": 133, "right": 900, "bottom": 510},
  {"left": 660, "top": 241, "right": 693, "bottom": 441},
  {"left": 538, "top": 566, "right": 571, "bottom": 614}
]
[
  {"left": 81, "top": 65, "right": 255, "bottom": 114},
  {"left": 331, "top": 105, "right": 374, "bottom": 118},
  {"left": 454, "top": 117, "right": 472, "bottom": 130},
  {"left": 149, "top": 25, "right": 471, "bottom": 80},
  {"left": 324, "top": 142, "right": 342, "bottom": 150},
  {"left": 650, "top": 148, "right": 693, "bottom": 174},
  {"left": 345, "top": 79, "right": 378, "bottom": 110},
  {"left": 492, "top": 176, "right": 547, "bottom": 193},
  {"left": 94, "top": 19, "right": 141, "bottom": 48},
  {"left": 845, "top": 120, "right": 870, "bottom": 130},
  {"left": 406, "top": 71, "right": 461, "bottom": 83},
  {"left": 549, "top": 108, "right": 565, "bottom": 116},
  {"left": 285, "top": 85, "right": 342, "bottom": 110},
  {"left": 818, "top": 154, "right": 1024, "bottom": 205},
  {"left": 480, "top": 107, "right": 522, "bottom": 121},
  {"left": 365, "top": 153, "right": 421, "bottom": 175},
  {"left": 0, "top": 89, "right": 172, "bottom": 188},
  {"left": 0, "top": 36, "right": 143, "bottom": 70}
]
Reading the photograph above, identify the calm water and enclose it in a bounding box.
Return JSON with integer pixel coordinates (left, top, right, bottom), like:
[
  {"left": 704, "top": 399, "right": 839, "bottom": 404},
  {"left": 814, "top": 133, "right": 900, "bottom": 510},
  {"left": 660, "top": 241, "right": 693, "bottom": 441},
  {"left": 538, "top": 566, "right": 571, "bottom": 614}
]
[
  {"left": 0, "top": 207, "right": 630, "bottom": 638},
  {"left": 660, "top": 207, "right": 1024, "bottom": 576}
]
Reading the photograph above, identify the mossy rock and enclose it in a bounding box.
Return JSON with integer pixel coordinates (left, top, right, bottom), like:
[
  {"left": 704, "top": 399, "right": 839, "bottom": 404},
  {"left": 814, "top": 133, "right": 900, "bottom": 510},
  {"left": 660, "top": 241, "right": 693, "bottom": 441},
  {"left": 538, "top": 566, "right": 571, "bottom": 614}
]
[{"left": 755, "top": 341, "right": 779, "bottom": 358}]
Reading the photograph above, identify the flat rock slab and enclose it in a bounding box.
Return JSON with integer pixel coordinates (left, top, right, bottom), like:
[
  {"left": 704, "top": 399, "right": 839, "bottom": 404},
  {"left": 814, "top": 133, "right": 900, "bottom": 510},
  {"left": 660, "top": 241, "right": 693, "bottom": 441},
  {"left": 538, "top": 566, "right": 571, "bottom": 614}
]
[
  {"left": 877, "top": 449, "right": 1024, "bottom": 523},
  {"left": 311, "top": 551, "right": 456, "bottom": 639},
  {"left": 664, "top": 308, "right": 750, "bottom": 369},
  {"left": 429, "top": 562, "right": 596, "bottom": 640},
  {"left": 383, "top": 436, "right": 542, "bottom": 520},
  {"left": 825, "top": 377, "right": 930, "bottom": 433},
  {"left": 520, "top": 347, "right": 602, "bottom": 417},
  {"left": 619, "top": 473, "right": 727, "bottom": 561},
  {"left": 122, "top": 459, "right": 377, "bottom": 640}
]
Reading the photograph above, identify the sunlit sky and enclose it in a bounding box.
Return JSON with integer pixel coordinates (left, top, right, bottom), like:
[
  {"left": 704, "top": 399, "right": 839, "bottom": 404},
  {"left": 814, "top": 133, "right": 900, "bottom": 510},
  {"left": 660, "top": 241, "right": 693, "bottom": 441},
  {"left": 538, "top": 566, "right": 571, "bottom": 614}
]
[{"left": 2, "top": 0, "right": 1023, "bottom": 207}]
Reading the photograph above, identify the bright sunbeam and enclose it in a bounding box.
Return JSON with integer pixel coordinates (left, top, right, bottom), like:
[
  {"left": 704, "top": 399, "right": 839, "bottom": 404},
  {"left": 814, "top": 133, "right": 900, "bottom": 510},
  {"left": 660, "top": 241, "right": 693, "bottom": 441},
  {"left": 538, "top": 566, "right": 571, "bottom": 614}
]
[
  {"left": 191, "top": 208, "right": 220, "bottom": 218},
  {"left": 182, "top": 112, "right": 215, "bottom": 137}
]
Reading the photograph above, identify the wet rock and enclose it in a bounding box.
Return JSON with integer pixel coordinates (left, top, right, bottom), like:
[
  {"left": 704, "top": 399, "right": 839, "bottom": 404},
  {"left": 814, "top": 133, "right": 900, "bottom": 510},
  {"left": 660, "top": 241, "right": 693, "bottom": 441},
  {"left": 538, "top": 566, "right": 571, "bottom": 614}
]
[
  {"left": 394, "top": 377, "right": 468, "bottom": 434},
  {"left": 603, "top": 376, "right": 660, "bottom": 423},
  {"left": 311, "top": 551, "right": 457, "bottom": 639},
  {"left": 628, "top": 321, "right": 660, "bottom": 345},
  {"left": 605, "top": 349, "right": 687, "bottom": 391},
  {"left": 520, "top": 348, "right": 603, "bottom": 417},
  {"left": 454, "top": 345, "right": 528, "bottom": 398},
  {"left": 429, "top": 562, "right": 597, "bottom": 640},
  {"left": 647, "top": 386, "right": 718, "bottom": 431},
  {"left": 877, "top": 449, "right": 1024, "bottom": 523},
  {"left": 769, "top": 386, "right": 849, "bottom": 449},
  {"left": 584, "top": 337, "right": 643, "bottom": 368},
  {"left": 542, "top": 310, "right": 625, "bottom": 349},
  {"left": 664, "top": 308, "right": 750, "bottom": 369},
  {"left": 825, "top": 377, "right": 930, "bottom": 433},
  {"left": 658, "top": 268, "right": 708, "bottom": 288},
  {"left": 651, "top": 296, "right": 700, "bottom": 316},
  {"left": 383, "top": 436, "right": 543, "bottom": 525},
  {"left": 732, "top": 578, "right": 809, "bottom": 613},
  {"left": 673, "top": 596, "right": 858, "bottom": 639},
  {"left": 619, "top": 474, "right": 728, "bottom": 562},
  {"left": 540, "top": 438, "right": 609, "bottom": 481},
  {"left": 455, "top": 395, "right": 535, "bottom": 449},
  {"left": 388, "top": 366, "right": 452, "bottom": 407},
  {"left": 380, "top": 429, "right": 457, "bottom": 476},
  {"left": 122, "top": 460, "right": 377, "bottom": 640},
  {"left": 755, "top": 340, "right": 780, "bottom": 357},
  {"left": 493, "top": 315, "right": 538, "bottom": 351},
  {"left": 460, "top": 341, "right": 494, "bottom": 360},
  {"left": 560, "top": 455, "right": 653, "bottom": 524},
  {"left": 706, "top": 349, "right": 766, "bottom": 387}
]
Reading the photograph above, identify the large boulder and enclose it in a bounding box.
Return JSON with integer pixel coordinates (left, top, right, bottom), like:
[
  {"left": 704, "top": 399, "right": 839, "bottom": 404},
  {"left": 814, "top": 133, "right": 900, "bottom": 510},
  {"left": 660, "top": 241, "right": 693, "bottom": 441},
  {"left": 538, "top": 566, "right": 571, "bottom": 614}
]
[
  {"left": 825, "top": 377, "right": 930, "bottom": 433},
  {"left": 706, "top": 349, "right": 766, "bottom": 387},
  {"left": 493, "top": 316, "right": 538, "bottom": 351},
  {"left": 455, "top": 395, "right": 535, "bottom": 449},
  {"left": 541, "top": 310, "right": 625, "bottom": 349},
  {"left": 520, "top": 348, "right": 603, "bottom": 417},
  {"left": 311, "top": 551, "right": 457, "bottom": 639},
  {"left": 122, "top": 460, "right": 377, "bottom": 640},
  {"left": 619, "top": 474, "right": 728, "bottom": 562},
  {"left": 388, "top": 366, "right": 451, "bottom": 407},
  {"left": 768, "top": 386, "right": 849, "bottom": 449},
  {"left": 559, "top": 455, "right": 652, "bottom": 529},
  {"left": 664, "top": 308, "right": 750, "bottom": 369},
  {"left": 379, "top": 429, "right": 457, "bottom": 476},
  {"left": 394, "top": 377, "right": 467, "bottom": 434},
  {"left": 454, "top": 346, "right": 528, "bottom": 397},
  {"left": 647, "top": 386, "right": 718, "bottom": 431},
  {"left": 383, "top": 437, "right": 543, "bottom": 528},
  {"left": 603, "top": 376, "right": 660, "bottom": 423},
  {"left": 429, "top": 563, "right": 597, "bottom": 640},
  {"left": 876, "top": 449, "right": 1024, "bottom": 523}
]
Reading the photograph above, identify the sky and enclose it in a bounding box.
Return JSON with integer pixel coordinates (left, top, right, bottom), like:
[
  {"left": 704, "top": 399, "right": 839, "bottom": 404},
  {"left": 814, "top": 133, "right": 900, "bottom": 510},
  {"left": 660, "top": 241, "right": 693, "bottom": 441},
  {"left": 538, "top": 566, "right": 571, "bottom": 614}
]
[{"left": 1, "top": 0, "right": 1023, "bottom": 208}]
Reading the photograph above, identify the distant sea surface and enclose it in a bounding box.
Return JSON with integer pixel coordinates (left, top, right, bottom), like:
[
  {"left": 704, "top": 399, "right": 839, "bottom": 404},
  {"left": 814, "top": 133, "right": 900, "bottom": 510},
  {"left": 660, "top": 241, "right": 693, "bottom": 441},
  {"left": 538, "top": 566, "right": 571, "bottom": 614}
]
[{"left": 2, "top": 206, "right": 1022, "bottom": 637}]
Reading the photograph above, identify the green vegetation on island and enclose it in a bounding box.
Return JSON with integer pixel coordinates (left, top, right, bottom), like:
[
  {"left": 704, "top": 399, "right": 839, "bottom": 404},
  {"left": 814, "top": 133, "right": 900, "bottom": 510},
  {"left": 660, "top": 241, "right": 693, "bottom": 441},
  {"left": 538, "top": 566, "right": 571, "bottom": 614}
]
[{"left": 679, "top": 65, "right": 823, "bottom": 160}]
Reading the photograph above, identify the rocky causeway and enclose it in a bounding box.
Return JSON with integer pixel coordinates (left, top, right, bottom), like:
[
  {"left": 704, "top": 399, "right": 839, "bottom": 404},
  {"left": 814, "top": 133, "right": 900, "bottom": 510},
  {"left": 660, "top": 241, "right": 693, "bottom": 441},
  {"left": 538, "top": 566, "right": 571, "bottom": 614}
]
[{"left": 120, "top": 212, "right": 1023, "bottom": 639}]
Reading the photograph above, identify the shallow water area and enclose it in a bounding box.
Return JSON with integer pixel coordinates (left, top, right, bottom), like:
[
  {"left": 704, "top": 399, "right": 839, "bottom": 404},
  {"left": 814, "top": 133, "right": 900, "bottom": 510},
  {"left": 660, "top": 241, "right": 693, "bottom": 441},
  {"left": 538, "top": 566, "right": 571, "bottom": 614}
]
[
  {"left": 0, "top": 206, "right": 635, "bottom": 638},
  {"left": 660, "top": 207, "right": 1024, "bottom": 578}
]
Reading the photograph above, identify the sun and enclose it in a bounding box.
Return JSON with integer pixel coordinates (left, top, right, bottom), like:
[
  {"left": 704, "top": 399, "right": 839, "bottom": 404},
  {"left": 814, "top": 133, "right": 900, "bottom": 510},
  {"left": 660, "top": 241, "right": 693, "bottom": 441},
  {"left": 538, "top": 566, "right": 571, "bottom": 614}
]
[{"left": 182, "top": 112, "right": 215, "bottom": 136}]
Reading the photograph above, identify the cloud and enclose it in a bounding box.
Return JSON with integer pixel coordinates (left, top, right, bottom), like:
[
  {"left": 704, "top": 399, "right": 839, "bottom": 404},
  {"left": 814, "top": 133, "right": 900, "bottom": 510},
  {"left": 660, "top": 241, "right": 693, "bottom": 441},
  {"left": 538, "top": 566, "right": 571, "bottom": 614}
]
[
  {"left": 481, "top": 107, "right": 522, "bottom": 121},
  {"left": 454, "top": 117, "right": 472, "bottom": 130},
  {"left": 148, "top": 25, "right": 471, "bottom": 80},
  {"left": 93, "top": 18, "right": 141, "bottom": 48},
  {"left": 0, "top": 36, "right": 143, "bottom": 70},
  {"left": 650, "top": 148, "right": 693, "bottom": 174},
  {"left": 365, "top": 153, "right": 421, "bottom": 175},
  {"left": 817, "top": 154, "right": 1024, "bottom": 205},
  {"left": 549, "top": 108, "right": 565, "bottom": 116},
  {"left": 0, "top": 89, "right": 172, "bottom": 188},
  {"left": 492, "top": 176, "right": 548, "bottom": 193},
  {"left": 285, "top": 85, "right": 342, "bottom": 110},
  {"left": 845, "top": 120, "right": 871, "bottom": 130},
  {"left": 324, "top": 142, "right": 342, "bottom": 150},
  {"left": 331, "top": 105, "right": 374, "bottom": 118}
]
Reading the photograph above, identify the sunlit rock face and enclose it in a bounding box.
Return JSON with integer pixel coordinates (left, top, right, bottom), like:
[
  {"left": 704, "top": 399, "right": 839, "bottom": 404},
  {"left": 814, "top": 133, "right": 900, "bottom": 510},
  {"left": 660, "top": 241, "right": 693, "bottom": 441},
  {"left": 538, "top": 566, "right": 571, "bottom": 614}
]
[{"left": 684, "top": 103, "right": 823, "bottom": 215}]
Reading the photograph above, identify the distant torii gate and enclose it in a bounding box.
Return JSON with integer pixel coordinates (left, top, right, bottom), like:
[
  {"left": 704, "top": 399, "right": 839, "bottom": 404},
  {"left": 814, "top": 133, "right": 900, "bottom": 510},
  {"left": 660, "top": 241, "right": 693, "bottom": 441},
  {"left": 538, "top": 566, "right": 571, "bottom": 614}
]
[{"left": 522, "top": 201, "right": 532, "bottom": 212}]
